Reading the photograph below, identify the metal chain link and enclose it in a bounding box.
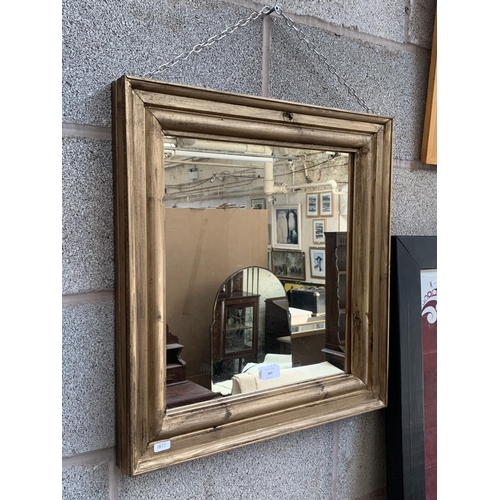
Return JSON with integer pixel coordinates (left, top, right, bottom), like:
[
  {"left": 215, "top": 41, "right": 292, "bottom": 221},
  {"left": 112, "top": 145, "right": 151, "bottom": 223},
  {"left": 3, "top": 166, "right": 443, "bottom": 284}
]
[
  {"left": 144, "top": 5, "right": 274, "bottom": 79},
  {"left": 273, "top": 6, "right": 374, "bottom": 113},
  {"left": 143, "top": 4, "right": 374, "bottom": 114}
]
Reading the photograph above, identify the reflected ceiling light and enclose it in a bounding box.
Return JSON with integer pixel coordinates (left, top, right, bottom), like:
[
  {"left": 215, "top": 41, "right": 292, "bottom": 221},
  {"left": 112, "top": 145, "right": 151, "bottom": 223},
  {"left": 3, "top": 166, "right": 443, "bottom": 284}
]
[{"left": 164, "top": 148, "right": 273, "bottom": 163}]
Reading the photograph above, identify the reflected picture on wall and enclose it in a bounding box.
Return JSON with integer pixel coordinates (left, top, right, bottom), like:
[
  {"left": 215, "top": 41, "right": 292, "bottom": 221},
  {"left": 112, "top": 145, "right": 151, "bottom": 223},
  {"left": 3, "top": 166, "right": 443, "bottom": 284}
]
[
  {"left": 272, "top": 205, "right": 301, "bottom": 250},
  {"left": 306, "top": 193, "right": 319, "bottom": 217},
  {"left": 271, "top": 250, "right": 306, "bottom": 280},
  {"left": 319, "top": 192, "right": 333, "bottom": 216},
  {"left": 312, "top": 219, "right": 326, "bottom": 244},
  {"left": 251, "top": 198, "right": 266, "bottom": 209},
  {"left": 310, "top": 247, "right": 326, "bottom": 278}
]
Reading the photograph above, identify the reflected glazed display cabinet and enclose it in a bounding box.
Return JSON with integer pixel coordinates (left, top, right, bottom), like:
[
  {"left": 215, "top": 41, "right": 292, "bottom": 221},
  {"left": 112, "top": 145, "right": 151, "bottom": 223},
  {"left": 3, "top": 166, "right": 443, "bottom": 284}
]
[{"left": 212, "top": 293, "right": 259, "bottom": 373}]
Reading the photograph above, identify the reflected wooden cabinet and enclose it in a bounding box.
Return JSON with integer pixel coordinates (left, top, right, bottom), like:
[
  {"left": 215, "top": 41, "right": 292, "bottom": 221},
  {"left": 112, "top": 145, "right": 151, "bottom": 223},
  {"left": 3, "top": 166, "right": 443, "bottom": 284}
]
[
  {"left": 166, "top": 327, "right": 187, "bottom": 385},
  {"left": 265, "top": 299, "right": 327, "bottom": 367},
  {"left": 290, "top": 317, "right": 326, "bottom": 367},
  {"left": 166, "top": 327, "right": 219, "bottom": 409},
  {"left": 264, "top": 296, "right": 291, "bottom": 354},
  {"left": 324, "top": 232, "right": 347, "bottom": 369},
  {"left": 212, "top": 293, "right": 259, "bottom": 371}
]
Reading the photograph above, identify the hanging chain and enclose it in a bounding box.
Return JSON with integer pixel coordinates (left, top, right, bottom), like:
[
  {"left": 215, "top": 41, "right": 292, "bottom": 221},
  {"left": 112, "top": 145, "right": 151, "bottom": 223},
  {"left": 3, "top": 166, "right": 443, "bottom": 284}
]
[
  {"left": 272, "top": 6, "right": 374, "bottom": 113},
  {"left": 144, "top": 5, "right": 274, "bottom": 79},
  {"left": 144, "top": 4, "right": 374, "bottom": 114}
]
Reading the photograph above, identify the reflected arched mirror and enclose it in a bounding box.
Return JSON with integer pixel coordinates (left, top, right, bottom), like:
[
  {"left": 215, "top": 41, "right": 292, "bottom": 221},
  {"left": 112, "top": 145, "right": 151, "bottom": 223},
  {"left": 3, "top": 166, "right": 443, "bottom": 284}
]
[
  {"left": 210, "top": 266, "right": 345, "bottom": 397},
  {"left": 211, "top": 266, "right": 288, "bottom": 395}
]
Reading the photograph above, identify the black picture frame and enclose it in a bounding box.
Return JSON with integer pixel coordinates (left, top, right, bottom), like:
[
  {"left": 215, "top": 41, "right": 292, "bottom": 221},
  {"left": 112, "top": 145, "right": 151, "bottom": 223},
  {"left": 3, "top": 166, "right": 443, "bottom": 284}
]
[
  {"left": 385, "top": 235, "right": 437, "bottom": 500},
  {"left": 270, "top": 250, "right": 306, "bottom": 281}
]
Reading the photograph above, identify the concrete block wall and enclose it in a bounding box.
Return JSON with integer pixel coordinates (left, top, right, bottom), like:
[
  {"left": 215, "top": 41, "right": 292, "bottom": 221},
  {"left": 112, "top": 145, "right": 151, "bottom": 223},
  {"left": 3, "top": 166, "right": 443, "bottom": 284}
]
[{"left": 62, "top": 0, "right": 437, "bottom": 498}]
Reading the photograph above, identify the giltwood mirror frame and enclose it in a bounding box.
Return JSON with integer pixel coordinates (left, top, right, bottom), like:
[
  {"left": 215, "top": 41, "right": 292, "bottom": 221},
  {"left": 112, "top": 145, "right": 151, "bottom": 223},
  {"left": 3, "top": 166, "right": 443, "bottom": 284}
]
[{"left": 112, "top": 75, "right": 393, "bottom": 476}]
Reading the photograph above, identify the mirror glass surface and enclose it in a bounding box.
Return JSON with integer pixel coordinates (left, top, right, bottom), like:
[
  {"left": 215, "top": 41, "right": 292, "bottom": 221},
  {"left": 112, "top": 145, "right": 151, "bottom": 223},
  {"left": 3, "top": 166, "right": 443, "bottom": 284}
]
[
  {"left": 211, "top": 266, "right": 288, "bottom": 395},
  {"left": 163, "top": 136, "right": 349, "bottom": 406}
]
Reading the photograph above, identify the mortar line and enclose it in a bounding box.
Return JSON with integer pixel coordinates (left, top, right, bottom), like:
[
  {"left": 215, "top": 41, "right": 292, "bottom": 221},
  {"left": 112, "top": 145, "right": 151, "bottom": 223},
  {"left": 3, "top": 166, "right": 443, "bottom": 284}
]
[
  {"left": 404, "top": 0, "right": 411, "bottom": 44},
  {"left": 225, "top": 0, "right": 430, "bottom": 57},
  {"left": 332, "top": 420, "right": 340, "bottom": 499},
  {"left": 262, "top": 11, "right": 271, "bottom": 97},
  {"left": 62, "top": 289, "right": 115, "bottom": 308},
  {"left": 393, "top": 159, "right": 437, "bottom": 171},
  {"left": 62, "top": 447, "right": 114, "bottom": 468},
  {"left": 61, "top": 120, "right": 431, "bottom": 173},
  {"left": 62, "top": 122, "right": 112, "bottom": 140},
  {"left": 108, "top": 453, "right": 119, "bottom": 500}
]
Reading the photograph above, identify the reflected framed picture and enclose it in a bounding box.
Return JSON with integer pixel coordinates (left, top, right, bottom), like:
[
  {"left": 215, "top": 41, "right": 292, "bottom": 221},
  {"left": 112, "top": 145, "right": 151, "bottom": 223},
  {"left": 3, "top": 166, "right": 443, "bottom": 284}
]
[
  {"left": 309, "top": 247, "right": 326, "bottom": 278},
  {"left": 251, "top": 198, "right": 266, "bottom": 209},
  {"left": 385, "top": 236, "right": 437, "bottom": 500},
  {"left": 319, "top": 191, "right": 333, "bottom": 216},
  {"left": 272, "top": 205, "right": 301, "bottom": 250},
  {"left": 312, "top": 219, "right": 326, "bottom": 244},
  {"left": 306, "top": 193, "right": 319, "bottom": 217},
  {"left": 271, "top": 250, "right": 305, "bottom": 280}
]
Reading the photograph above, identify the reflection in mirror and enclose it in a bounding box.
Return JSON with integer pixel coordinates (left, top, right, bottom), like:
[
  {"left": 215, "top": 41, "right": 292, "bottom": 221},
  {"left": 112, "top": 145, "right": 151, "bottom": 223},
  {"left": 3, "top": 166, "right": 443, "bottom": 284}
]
[
  {"left": 211, "top": 266, "right": 287, "bottom": 395},
  {"left": 163, "top": 137, "right": 349, "bottom": 407}
]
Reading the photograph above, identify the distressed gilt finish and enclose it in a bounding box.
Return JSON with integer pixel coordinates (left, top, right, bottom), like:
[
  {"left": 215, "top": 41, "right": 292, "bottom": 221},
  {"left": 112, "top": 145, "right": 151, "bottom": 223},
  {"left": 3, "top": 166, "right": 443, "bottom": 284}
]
[{"left": 112, "top": 75, "right": 393, "bottom": 476}]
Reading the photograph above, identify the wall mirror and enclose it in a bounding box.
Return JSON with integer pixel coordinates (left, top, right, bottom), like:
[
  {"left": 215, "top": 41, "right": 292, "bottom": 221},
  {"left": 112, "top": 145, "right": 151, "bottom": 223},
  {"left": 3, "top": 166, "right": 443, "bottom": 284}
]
[{"left": 112, "top": 75, "right": 393, "bottom": 476}]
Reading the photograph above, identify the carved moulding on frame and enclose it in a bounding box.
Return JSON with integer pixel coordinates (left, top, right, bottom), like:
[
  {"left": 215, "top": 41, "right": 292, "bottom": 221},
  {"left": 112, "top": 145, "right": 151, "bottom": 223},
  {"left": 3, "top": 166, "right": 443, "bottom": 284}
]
[{"left": 112, "top": 75, "right": 393, "bottom": 476}]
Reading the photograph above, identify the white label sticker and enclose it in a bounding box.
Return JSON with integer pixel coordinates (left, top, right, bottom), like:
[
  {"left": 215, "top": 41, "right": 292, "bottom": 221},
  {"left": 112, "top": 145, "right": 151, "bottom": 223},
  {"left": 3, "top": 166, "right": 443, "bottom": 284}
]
[
  {"left": 259, "top": 364, "right": 280, "bottom": 380},
  {"left": 154, "top": 441, "right": 171, "bottom": 453}
]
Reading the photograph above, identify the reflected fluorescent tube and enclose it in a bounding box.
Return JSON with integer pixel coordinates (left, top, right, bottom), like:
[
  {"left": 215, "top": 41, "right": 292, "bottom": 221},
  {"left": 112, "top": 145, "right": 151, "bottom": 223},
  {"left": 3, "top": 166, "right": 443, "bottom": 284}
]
[{"left": 165, "top": 149, "right": 273, "bottom": 163}]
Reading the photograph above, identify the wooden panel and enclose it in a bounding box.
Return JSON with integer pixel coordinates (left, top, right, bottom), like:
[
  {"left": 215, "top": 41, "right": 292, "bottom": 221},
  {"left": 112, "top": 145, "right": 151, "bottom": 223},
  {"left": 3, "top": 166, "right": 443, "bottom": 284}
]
[
  {"left": 164, "top": 208, "right": 268, "bottom": 387},
  {"left": 421, "top": 16, "right": 437, "bottom": 165}
]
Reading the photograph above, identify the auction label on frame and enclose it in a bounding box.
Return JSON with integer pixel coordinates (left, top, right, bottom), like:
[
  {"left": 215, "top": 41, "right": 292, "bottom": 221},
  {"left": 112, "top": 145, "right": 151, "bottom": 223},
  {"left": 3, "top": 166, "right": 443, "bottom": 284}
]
[{"left": 154, "top": 441, "right": 171, "bottom": 453}]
